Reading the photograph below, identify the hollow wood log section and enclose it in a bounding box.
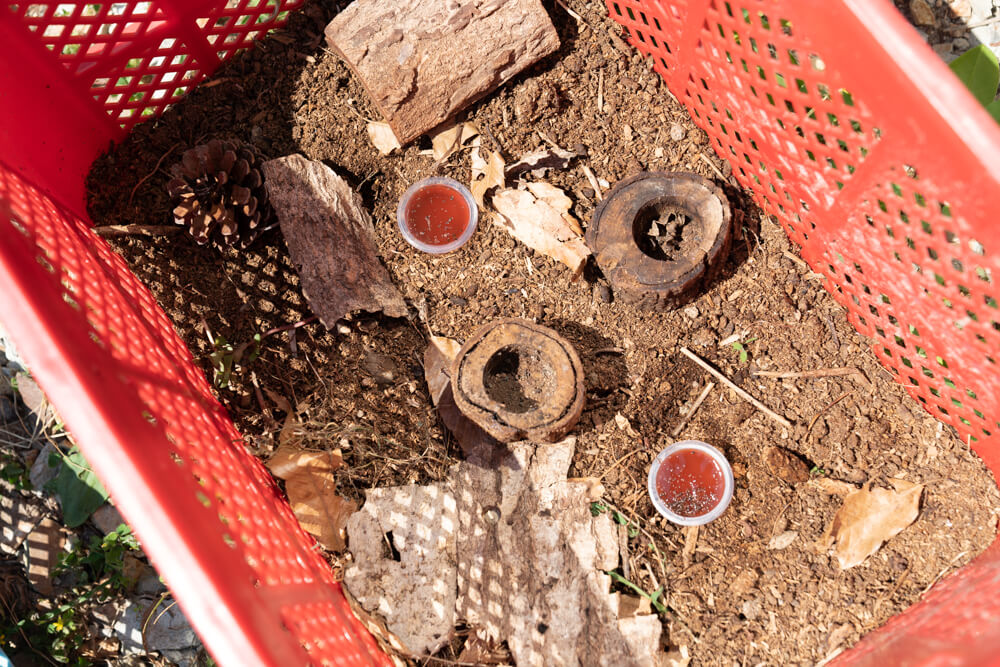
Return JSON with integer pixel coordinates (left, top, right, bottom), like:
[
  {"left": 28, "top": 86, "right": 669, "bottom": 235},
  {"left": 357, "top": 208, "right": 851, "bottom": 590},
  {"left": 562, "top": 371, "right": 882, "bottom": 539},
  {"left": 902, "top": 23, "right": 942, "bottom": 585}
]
[{"left": 325, "top": 0, "right": 560, "bottom": 145}]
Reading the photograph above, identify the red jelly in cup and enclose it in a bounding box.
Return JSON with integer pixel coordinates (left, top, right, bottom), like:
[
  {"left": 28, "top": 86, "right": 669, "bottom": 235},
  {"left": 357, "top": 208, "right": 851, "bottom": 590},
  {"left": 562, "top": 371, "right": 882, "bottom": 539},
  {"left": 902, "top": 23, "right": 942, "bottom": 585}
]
[
  {"left": 397, "top": 176, "right": 478, "bottom": 254},
  {"left": 648, "top": 441, "right": 734, "bottom": 525}
]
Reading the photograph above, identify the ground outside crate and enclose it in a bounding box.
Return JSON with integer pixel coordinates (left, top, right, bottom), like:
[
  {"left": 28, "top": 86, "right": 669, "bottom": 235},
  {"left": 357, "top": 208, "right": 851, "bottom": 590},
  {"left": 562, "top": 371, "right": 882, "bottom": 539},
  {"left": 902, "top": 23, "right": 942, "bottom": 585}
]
[{"left": 85, "top": 0, "right": 1000, "bottom": 663}]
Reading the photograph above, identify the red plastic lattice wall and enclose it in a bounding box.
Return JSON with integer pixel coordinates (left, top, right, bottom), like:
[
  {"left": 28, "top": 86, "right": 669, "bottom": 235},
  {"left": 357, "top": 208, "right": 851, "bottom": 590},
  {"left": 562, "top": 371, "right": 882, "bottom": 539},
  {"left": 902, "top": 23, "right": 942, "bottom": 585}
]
[
  {"left": 608, "top": 1, "right": 1000, "bottom": 664},
  {"left": 1, "top": 0, "right": 999, "bottom": 665}
]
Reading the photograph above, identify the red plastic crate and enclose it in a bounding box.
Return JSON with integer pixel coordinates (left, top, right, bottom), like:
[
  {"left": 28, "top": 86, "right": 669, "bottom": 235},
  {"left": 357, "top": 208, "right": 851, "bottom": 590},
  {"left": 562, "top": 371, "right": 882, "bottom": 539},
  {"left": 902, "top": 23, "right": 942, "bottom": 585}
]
[{"left": 1, "top": 0, "right": 999, "bottom": 665}]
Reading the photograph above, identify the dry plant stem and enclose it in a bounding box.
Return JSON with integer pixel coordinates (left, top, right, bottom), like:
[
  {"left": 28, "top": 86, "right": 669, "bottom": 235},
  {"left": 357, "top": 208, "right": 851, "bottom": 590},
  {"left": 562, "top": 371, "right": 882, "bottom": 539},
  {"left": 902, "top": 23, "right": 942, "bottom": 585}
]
[
  {"left": 598, "top": 69, "right": 604, "bottom": 113},
  {"left": 671, "top": 380, "right": 715, "bottom": 437},
  {"left": 699, "top": 152, "right": 726, "bottom": 180},
  {"left": 806, "top": 390, "right": 853, "bottom": 438},
  {"left": 679, "top": 347, "right": 792, "bottom": 428},
  {"left": 599, "top": 448, "right": 647, "bottom": 481},
  {"left": 93, "top": 225, "right": 183, "bottom": 237},
  {"left": 581, "top": 164, "right": 603, "bottom": 201},
  {"left": 752, "top": 368, "right": 859, "bottom": 379},
  {"left": 127, "top": 142, "right": 179, "bottom": 206},
  {"left": 603, "top": 501, "right": 669, "bottom": 585},
  {"left": 554, "top": 0, "right": 584, "bottom": 23},
  {"left": 782, "top": 249, "right": 808, "bottom": 269}
]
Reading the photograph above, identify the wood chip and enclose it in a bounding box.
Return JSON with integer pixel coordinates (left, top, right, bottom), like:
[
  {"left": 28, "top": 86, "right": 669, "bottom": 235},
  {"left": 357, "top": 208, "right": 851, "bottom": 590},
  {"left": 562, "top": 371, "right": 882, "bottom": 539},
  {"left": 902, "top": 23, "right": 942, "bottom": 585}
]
[
  {"left": 262, "top": 154, "right": 407, "bottom": 327},
  {"left": 366, "top": 122, "right": 402, "bottom": 155},
  {"left": 325, "top": 0, "right": 560, "bottom": 145}
]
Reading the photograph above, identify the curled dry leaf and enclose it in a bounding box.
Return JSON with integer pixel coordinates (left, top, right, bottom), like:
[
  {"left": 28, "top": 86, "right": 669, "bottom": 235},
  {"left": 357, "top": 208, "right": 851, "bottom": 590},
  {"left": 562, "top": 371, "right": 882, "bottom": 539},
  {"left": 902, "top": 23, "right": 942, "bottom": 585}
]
[
  {"left": 816, "top": 479, "right": 923, "bottom": 569},
  {"left": 266, "top": 396, "right": 357, "bottom": 552},
  {"left": 506, "top": 144, "right": 583, "bottom": 178},
  {"left": 367, "top": 122, "right": 402, "bottom": 155},
  {"left": 763, "top": 445, "right": 810, "bottom": 484},
  {"left": 430, "top": 122, "right": 480, "bottom": 161},
  {"left": 470, "top": 146, "right": 506, "bottom": 207},
  {"left": 492, "top": 185, "right": 591, "bottom": 274}
]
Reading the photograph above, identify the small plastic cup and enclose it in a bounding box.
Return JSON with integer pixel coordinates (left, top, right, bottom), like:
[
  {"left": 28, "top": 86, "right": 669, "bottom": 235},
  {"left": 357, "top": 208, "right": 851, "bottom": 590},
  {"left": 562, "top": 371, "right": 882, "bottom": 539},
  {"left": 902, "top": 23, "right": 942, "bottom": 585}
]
[
  {"left": 396, "top": 176, "right": 478, "bottom": 254},
  {"left": 648, "top": 440, "right": 734, "bottom": 526}
]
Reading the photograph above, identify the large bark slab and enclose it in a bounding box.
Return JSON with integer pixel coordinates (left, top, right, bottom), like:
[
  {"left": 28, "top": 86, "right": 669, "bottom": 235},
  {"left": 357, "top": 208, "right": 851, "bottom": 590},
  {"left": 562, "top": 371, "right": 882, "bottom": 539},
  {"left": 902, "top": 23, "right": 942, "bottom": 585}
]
[
  {"left": 262, "top": 155, "right": 407, "bottom": 327},
  {"left": 325, "top": 0, "right": 560, "bottom": 145}
]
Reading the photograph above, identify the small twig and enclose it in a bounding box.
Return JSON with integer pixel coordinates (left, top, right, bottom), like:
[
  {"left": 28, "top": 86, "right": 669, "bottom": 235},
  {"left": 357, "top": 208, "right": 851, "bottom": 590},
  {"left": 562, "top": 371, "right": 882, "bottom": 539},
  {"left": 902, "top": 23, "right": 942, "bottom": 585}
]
[
  {"left": 752, "top": 368, "right": 859, "bottom": 379},
  {"left": 554, "top": 0, "right": 584, "bottom": 23},
  {"left": 806, "top": 390, "right": 854, "bottom": 438},
  {"left": 699, "top": 152, "right": 727, "bottom": 180},
  {"left": 141, "top": 592, "right": 171, "bottom": 654},
  {"left": 93, "top": 224, "right": 183, "bottom": 237},
  {"left": 598, "top": 69, "right": 605, "bottom": 113},
  {"left": 599, "top": 448, "right": 647, "bottom": 481},
  {"left": 682, "top": 525, "right": 699, "bottom": 567},
  {"left": 782, "top": 250, "right": 808, "bottom": 269},
  {"left": 672, "top": 381, "right": 715, "bottom": 437},
  {"left": 920, "top": 551, "right": 969, "bottom": 598},
  {"left": 873, "top": 564, "right": 911, "bottom": 617},
  {"left": 128, "top": 143, "right": 179, "bottom": 206},
  {"left": 261, "top": 315, "right": 319, "bottom": 339},
  {"left": 581, "top": 164, "right": 604, "bottom": 201},
  {"left": 593, "top": 347, "right": 625, "bottom": 355},
  {"left": 679, "top": 347, "right": 792, "bottom": 428}
]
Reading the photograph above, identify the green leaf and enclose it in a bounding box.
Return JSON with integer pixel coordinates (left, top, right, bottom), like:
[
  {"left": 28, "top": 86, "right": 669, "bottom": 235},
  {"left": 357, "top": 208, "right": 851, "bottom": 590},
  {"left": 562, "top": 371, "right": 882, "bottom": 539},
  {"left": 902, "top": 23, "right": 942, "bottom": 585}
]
[
  {"left": 949, "top": 45, "right": 1000, "bottom": 107},
  {"left": 589, "top": 502, "right": 608, "bottom": 517},
  {"left": 48, "top": 447, "right": 109, "bottom": 528},
  {"left": 987, "top": 98, "right": 1000, "bottom": 123}
]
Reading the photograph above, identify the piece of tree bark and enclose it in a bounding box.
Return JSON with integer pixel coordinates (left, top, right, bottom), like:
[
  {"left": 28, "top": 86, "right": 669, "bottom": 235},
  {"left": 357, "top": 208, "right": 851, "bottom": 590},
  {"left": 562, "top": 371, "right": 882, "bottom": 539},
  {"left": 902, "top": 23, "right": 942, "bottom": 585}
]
[
  {"left": 262, "top": 155, "right": 407, "bottom": 327},
  {"left": 345, "top": 436, "right": 666, "bottom": 665},
  {"left": 325, "top": 0, "right": 560, "bottom": 145}
]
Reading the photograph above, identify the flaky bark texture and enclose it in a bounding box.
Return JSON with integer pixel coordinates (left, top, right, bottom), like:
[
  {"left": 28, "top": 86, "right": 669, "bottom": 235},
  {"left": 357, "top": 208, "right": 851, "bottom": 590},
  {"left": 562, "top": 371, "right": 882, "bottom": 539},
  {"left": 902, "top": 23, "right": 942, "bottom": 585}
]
[
  {"left": 261, "top": 155, "right": 407, "bottom": 327},
  {"left": 344, "top": 437, "right": 665, "bottom": 665},
  {"left": 325, "top": 0, "right": 560, "bottom": 145}
]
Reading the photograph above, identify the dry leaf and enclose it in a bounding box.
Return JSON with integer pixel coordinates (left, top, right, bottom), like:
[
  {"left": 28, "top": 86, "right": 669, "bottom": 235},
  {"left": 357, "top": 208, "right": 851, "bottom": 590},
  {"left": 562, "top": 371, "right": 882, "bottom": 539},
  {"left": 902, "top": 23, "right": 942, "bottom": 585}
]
[
  {"left": 367, "top": 122, "right": 401, "bottom": 155},
  {"left": 816, "top": 479, "right": 923, "bottom": 569},
  {"left": 763, "top": 445, "right": 810, "bottom": 484},
  {"left": 768, "top": 530, "right": 798, "bottom": 550},
  {"left": 827, "top": 623, "right": 854, "bottom": 653},
  {"left": 506, "top": 145, "right": 582, "bottom": 178},
  {"left": 342, "top": 585, "right": 409, "bottom": 667},
  {"left": 526, "top": 181, "right": 584, "bottom": 235},
  {"left": 267, "top": 417, "right": 357, "bottom": 552},
  {"left": 423, "top": 335, "right": 462, "bottom": 406},
  {"left": 430, "top": 122, "right": 480, "bottom": 161},
  {"left": 493, "top": 186, "right": 591, "bottom": 274},
  {"left": 807, "top": 477, "right": 858, "bottom": 497},
  {"left": 728, "top": 568, "right": 759, "bottom": 596},
  {"left": 470, "top": 147, "right": 506, "bottom": 207}
]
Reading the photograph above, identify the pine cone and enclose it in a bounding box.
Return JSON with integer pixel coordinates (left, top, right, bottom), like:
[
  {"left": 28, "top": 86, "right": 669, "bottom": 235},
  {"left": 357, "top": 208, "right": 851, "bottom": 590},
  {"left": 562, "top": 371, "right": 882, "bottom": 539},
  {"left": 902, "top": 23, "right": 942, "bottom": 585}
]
[
  {"left": 166, "top": 139, "right": 274, "bottom": 250},
  {"left": 0, "top": 558, "right": 31, "bottom": 619}
]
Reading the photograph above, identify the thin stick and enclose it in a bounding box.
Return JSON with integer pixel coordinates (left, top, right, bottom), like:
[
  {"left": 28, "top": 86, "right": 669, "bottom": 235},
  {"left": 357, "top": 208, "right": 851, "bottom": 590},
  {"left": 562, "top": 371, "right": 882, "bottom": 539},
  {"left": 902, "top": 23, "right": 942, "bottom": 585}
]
[
  {"left": 597, "top": 69, "right": 605, "bottom": 113},
  {"left": 699, "top": 152, "right": 726, "bottom": 180},
  {"left": 782, "top": 250, "right": 808, "bottom": 269},
  {"left": 752, "top": 368, "right": 859, "bottom": 379},
  {"left": 806, "top": 390, "right": 853, "bottom": 437},
  {"left": 672, "top": 381, "right": 715, "bottom": 437},
  {"left": 128, "top": 143, "right": 179, "bottom": 206},
  {"left": 680, "top": 347, "right": 792, "bottom": 427},
  {"left": 554, "top": 0, "right": 583, "bottom": 23},
  {"left": 581, "top": 164, "right": 603, "bottom": 201},
  {"left": 599, "top": 448, "right": 646, "bottom": 481},
  {"left": 93, "top": 224, "right": 183, "bottom": 237}
]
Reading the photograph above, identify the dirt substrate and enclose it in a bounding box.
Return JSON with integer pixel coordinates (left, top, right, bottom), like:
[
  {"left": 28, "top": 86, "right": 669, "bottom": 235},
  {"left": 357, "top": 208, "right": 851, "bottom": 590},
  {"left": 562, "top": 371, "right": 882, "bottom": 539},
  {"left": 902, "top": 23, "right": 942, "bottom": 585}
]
[{"left": 87, "top": 0, "right": 1000, "bottom": 664}]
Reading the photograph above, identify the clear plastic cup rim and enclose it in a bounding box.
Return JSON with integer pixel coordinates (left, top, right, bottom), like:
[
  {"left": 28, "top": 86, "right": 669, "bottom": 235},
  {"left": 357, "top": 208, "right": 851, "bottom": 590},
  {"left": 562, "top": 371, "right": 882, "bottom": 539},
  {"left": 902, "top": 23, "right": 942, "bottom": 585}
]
[
  {"left": 647, "top": 440, "right": 734, "bottom": 526},
  {"left": 396, "top": 176, "right": 478, "bottom": 254}
]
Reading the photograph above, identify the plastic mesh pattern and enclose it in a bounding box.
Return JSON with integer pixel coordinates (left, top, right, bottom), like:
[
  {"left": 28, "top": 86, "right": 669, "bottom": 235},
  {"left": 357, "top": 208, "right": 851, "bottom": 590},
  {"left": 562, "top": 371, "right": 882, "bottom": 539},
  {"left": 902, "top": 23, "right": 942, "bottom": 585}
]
[
  {"left": 5, "top": 1, "right": 302, "bottom": 131},
  {"left": 0, "top": 162, "right": 390, "bottom": 665},
  {"left": 608, "top": 1, "right": 1000, "bottom": 663}
]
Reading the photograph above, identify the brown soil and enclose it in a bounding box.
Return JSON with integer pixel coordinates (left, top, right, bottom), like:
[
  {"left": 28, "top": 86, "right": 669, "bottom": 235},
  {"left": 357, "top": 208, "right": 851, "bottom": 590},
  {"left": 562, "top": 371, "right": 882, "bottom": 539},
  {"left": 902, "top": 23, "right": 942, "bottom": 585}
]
[{"left": 86, "top": 0, "right": 1000, "bottom": 665}]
